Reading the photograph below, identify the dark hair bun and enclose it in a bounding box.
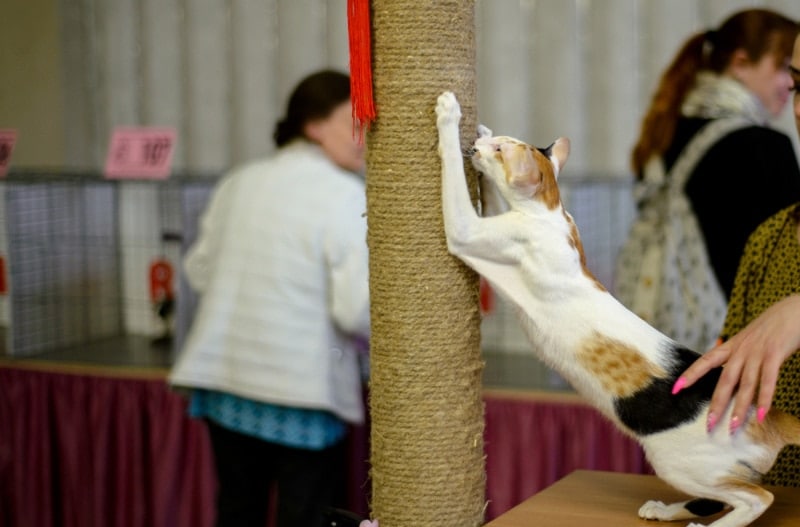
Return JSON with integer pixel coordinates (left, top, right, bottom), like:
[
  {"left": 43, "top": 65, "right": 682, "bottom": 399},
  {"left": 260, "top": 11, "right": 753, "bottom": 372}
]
[{"left": 273, "top": 70, "right": 351, "bottom": 148}]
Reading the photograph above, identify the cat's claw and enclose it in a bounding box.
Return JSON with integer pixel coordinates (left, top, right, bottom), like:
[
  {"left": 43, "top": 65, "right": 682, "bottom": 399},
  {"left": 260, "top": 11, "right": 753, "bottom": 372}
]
[{"left": 436, "top": 91, "right": 461, "bottom": 128}]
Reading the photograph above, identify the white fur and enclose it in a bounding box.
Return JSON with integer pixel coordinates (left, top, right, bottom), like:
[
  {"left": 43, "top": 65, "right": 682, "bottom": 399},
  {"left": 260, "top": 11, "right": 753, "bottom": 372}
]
[
  {"left": 435, "top": 91, "right": 798, "bottom": 527},
  {"left": 436, "top": 91, "right": 665, "bottom": 420}
]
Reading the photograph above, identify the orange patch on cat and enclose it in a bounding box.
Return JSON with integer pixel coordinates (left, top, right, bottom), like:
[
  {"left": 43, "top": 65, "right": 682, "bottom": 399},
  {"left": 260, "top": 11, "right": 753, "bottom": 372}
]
[
  {"left": 564, "top": 212, "right": 606, "bottom": 291},
  {"left": 718, "top": 477, "right": 774, "bottom": 505},
  {"left": 531, "top": 148, "right": 560, "bottom": 210},
  {"left": 577, "top": 333, "right": 664, "bottom": 398},
  {"left": 747, "top": 409, "right": 800, "bottom": 449}
]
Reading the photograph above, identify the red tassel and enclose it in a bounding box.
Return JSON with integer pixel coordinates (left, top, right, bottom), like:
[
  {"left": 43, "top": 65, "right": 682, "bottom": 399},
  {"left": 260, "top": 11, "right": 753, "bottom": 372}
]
[{"left": 347, "top": 0, "right": 375, "bottom": 143}]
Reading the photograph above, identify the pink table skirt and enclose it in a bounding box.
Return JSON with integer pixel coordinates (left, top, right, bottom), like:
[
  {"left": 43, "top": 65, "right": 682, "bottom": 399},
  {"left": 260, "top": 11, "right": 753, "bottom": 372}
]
[
  {"left": 0, "top": 364, "right": 215, "bottom": 527},
  {"left": 0, "top": 365, "right": 650, "bottom": 526},
  {"left": 483, "top": 390, "right": 651, "bottom": 519}
]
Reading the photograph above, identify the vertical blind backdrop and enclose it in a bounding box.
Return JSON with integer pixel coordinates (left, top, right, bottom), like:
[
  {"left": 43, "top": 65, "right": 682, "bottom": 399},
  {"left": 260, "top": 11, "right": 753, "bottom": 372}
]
[
  {"left": 2, "top": 0, "right": 800, "bottom": 342},
  {"left": 45, "top": 0, "right": 800, "bottom": 173}
]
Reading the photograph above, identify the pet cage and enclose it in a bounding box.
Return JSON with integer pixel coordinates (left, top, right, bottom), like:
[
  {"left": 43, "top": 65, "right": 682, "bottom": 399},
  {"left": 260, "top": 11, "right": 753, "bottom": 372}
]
[
  {"left": 0, "top": 170, "right": 636, "bottom": 389},
  {"left": 1, "top": 170, "right": 216, "bottom": 363}
]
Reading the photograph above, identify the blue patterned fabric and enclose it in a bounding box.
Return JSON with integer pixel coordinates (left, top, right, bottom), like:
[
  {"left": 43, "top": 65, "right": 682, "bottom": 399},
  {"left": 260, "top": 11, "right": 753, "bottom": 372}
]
[{"left": 189, "top": 389, "right": 346, "bottom": 450}]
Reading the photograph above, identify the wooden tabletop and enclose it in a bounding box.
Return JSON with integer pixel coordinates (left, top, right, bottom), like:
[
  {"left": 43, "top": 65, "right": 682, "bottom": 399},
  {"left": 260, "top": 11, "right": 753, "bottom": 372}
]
[{"left": 485, "top": 470, "right": 800, "bottom": 526}]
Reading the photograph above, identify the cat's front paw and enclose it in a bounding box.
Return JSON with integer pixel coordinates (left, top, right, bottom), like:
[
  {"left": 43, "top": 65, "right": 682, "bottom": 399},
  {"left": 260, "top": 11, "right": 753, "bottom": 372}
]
[{"left": 436, "top": 91, "right": 461, "bottom": 129}]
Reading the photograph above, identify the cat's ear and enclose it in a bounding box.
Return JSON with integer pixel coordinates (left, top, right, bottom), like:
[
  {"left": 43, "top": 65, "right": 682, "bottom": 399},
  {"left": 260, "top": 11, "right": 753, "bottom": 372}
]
[
  {"left": 500, "top": 143, "right": 539, "bottom": 191},
  {"left": 549, "top": 137, "right": 570, "bottom": 178}
]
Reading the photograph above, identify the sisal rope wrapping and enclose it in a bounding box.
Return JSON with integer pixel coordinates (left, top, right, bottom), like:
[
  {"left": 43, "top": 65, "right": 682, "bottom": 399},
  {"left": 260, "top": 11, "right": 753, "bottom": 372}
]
[{"left": 365, "top": 1, "right": 485, "bottom": 525}]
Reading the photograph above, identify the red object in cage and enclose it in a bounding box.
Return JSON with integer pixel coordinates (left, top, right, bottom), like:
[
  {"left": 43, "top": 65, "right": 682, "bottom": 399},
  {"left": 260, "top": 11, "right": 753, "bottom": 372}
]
[
  {"left": 0, "top": 256, "right": 6, "bottom": 295},
  {"left": 149, "top": 259, "right": 174, "bottom": 303}
]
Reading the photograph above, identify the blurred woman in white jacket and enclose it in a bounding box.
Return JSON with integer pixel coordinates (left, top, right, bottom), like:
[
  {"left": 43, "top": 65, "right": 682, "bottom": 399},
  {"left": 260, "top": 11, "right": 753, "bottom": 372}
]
[{"left": 169, "top": 70, "right": 369, "bottom": 527}]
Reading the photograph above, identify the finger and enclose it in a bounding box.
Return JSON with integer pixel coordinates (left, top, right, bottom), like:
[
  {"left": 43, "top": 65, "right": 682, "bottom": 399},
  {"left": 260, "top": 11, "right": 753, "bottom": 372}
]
[
  {"left": 756, "top": 385, "right": 774, "bottom": 423},
  {"left": 729, "top": 360, "right": 760, "bottom": 433},
  {"left": 675, "top": 345, "right": 731, "bottom": 391},
  {"left": 706, "top": 359, "right": 743, "bottom": 431},
  {"left": 755, "top": 356, "right": 782, "bottom": 421}
]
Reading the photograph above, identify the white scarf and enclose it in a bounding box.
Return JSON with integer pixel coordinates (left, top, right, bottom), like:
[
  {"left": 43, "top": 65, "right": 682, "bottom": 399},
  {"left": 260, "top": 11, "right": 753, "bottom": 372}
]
[
  {"left": 637, "top": 72, "right": 768, "bottom": 206},
  {"left": 680, "top": 71, "right": 770, "bottom": 125}
]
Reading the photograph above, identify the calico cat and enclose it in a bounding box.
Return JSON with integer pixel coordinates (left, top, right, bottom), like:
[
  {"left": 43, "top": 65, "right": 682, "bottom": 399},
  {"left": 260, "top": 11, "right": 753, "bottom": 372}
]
[{"left": 435, "top": 91, "right": 800, "bottom": 527}]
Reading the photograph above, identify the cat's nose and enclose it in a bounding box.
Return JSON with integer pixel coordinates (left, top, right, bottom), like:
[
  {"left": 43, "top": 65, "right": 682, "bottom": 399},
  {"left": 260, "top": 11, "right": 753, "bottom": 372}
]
[{"left": 464, "top": 146, "right": 477, "bottom": 157}]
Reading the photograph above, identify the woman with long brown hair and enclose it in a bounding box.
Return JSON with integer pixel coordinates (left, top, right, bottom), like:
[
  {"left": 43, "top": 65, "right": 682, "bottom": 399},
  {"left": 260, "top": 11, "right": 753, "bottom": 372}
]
[{"left": 616, "top": 9, "right": 800, "bottom": 349}]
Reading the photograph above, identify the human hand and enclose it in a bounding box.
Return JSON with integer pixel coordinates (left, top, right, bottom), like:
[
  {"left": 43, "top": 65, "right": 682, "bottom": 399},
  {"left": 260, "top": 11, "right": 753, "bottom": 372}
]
[{"left": 672, "top": 294, "right": 800, "bottom": 433}]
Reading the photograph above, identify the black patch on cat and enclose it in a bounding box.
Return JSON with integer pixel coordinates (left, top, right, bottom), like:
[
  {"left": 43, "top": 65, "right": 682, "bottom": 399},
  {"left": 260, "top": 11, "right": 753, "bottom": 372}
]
[
  {"left": 685, "top": 498, "right": 726, "bottom": 517},
  {"left": 613, "top": 344, "right": 722, "bottom": 435},
  {"left": 537, "top": 142, "right": 555, "bottom": 157}
]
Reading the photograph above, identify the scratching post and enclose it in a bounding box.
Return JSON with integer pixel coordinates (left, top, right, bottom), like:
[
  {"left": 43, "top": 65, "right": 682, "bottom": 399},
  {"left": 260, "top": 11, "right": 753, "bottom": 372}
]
[{"left": 364, "top": 1, "right": 485, "bottom": 525}]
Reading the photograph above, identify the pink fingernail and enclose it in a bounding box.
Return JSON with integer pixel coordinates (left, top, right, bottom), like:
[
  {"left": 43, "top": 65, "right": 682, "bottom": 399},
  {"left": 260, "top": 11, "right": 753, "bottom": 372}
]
[
  {"left": 757, "top": 407, "right": 767, "bottom": 423},
  {"left": 671, "top": 377, "right": 686, "bottom": 395},
  {"left": 707, "top": 412, "right": 718, "bottom": 432},
  {"left": 729, "top": 415, "right": 741, "bottom": 434}
]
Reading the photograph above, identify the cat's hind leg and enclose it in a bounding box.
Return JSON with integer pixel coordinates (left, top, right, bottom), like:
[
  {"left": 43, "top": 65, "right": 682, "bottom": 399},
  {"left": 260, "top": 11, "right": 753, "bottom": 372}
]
[
  {"left": 698, "top": 484, "right": 772, "bottom": 527},
  {"left": 640, "top": 484, "right": 773, "bottom": 527}
]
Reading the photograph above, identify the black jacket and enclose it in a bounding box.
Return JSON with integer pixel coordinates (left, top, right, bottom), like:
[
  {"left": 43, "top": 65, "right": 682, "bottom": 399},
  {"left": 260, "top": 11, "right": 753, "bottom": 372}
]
[{"left": 664, "top": 117, "right": 800, "bottom": 298}]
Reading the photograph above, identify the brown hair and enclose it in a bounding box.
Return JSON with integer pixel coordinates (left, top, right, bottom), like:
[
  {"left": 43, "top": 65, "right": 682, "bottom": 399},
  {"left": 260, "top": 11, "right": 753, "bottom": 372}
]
[{"left": 630, "top": 9, "right": 798, "bottom": 177}]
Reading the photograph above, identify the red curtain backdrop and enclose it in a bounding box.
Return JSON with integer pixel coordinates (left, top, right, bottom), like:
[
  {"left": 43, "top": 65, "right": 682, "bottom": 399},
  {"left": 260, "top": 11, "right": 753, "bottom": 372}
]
[
  {"left": 0, "top": 365, "right": 650, "bottom": 526},
  {"left": 483, "top": 391, "right": 652, "bottom": 520},
  {"left": 0, "top": 366, "right": 216, "bottom": 527}
]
